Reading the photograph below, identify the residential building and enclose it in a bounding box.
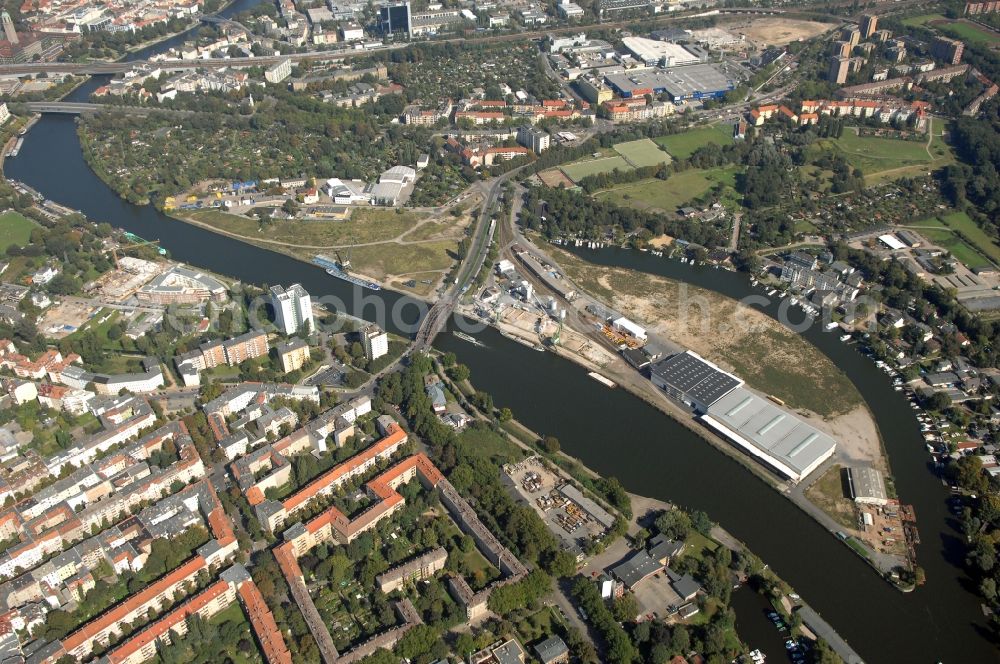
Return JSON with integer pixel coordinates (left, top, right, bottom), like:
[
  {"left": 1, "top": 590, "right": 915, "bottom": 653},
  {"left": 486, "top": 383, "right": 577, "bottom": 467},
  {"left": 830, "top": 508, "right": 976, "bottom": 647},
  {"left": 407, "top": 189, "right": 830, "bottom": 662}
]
[
  {"left": 860, "top": 14, "right": 877, "bottom": 39},
  {"left": 517, "top": 126, "right": 550, "bottom": 154},
  {"left": 265, "top": 58, "right": 292, "bottom": 84},
  {"left": 222, "top": 329, "right": 269, "bottom": 365},
  {"left": 270, "top": 284, "right": 313, "bottom": 335},
  {"left": 276, "top": 337, "right": 310, "bottom": 373},
  {"left": 828, "top": 56, "right": 850, "bottom": 84},
  {"left": 361, "top": 324, "right": 389, "bottom": 361},
  {"left": 931, "top": 36, "right": 964, "bottom": 64},
  {"left": 375, "top": 547, "right": 447, "bottom": 592}
]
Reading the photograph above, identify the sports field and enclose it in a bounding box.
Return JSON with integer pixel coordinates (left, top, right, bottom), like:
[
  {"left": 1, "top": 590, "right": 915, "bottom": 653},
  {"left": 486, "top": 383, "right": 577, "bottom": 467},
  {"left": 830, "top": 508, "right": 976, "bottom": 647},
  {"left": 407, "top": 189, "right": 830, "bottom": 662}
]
[
  {"left": 934, "top": 19, "right": 1000, "bottom": 46},
  {"left": 904, "top": 212, "right": 1000, "bottom": 269},
  {"left": 0, "top": 211, "right": 36, "bottom": 255},
  {"left": 654, "top": 125, "right": 732, "bottom": 159},
  {"left": 915, "top": 228, "right": 991, "bottom": 269},
  {"left": 939, "top": 211, "right": 1000, "bottom": 263},
  {"left": 560, "top": 155, "right": 634, "bottom": 183},
  {"left": 613, "top": 138, "right": 672, "bottom": 168},
  {"left": 595, "top": 166, "right": 739, "bottom": 212}
]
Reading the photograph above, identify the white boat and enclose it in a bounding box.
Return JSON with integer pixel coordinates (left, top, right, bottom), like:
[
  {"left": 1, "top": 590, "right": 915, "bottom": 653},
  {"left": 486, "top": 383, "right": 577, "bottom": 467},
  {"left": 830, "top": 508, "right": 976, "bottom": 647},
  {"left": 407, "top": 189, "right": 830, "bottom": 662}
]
[{"left": 840, "top": 334, "right": 851, "bottom": 342}]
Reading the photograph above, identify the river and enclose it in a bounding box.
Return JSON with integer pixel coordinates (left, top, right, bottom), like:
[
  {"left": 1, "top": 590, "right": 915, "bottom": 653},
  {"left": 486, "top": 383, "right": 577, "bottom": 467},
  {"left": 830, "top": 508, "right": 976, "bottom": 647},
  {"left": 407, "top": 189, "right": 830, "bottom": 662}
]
[{"left": 5, "top": 19, "right": 998, "bottom": 663}]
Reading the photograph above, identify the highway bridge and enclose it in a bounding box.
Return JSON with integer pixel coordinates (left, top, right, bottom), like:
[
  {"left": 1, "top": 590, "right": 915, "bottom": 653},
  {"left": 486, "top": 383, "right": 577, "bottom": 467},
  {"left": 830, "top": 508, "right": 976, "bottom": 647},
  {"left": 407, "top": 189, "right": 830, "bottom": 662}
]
[{"left": 22, "top": 101, "right": 194, "bottom": 115}]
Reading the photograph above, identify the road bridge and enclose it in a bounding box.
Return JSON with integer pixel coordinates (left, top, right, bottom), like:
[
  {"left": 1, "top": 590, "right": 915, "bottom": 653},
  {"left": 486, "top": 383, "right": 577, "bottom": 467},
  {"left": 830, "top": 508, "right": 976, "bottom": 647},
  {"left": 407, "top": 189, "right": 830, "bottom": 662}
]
[{"left": 22, "top": 101, "right": 193, "bottom": 116}]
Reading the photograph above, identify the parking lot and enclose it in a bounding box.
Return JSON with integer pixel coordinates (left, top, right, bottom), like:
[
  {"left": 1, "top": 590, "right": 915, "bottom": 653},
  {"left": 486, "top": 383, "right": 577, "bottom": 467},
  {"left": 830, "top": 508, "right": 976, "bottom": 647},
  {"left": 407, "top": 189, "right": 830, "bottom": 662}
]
[{"left": 632, "top": 573, "right": 684, "bottom": 621}]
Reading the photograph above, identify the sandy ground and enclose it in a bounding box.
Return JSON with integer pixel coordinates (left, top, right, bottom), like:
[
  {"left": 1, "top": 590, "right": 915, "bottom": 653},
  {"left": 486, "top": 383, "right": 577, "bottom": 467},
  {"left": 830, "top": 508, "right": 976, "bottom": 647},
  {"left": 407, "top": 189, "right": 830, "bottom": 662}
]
[
  {"left": 647, "top": 235, "right": 674, "bottom": 249},
  {"left": 802, "top": 405, "right": 886, "bottom": 472},
  {"left": 733, "top": 18, "right": 832, "bottom": 47}
]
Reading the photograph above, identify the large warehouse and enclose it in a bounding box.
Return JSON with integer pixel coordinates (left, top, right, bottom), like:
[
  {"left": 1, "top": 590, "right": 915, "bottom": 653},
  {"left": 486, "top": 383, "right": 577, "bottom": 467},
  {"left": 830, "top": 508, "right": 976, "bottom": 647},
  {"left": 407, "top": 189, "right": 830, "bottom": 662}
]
[
  {"left": 621, "top": 36, "right": 702, "bottom": 66},
  {"left": 605, "top": 63, "right": 736, "bottom": 102},
  {"left": 650, "top": 351, "right": 743, "bottom": 411},
  {"left": 700, "top": 388, "right": 837, "bottom": 483}
]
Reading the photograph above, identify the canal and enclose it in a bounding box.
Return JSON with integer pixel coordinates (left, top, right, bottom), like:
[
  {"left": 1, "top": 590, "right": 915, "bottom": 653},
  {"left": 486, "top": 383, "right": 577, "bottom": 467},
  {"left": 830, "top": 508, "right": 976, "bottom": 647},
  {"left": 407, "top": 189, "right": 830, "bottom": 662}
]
[{"left": 5, "top": 24, "right": 997, "bottom": 662}]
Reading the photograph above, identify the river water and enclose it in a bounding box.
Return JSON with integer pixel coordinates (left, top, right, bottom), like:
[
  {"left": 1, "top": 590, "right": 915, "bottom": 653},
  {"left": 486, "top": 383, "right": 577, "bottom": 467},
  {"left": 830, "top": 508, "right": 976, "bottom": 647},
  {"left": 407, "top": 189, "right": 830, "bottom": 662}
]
[{"left": 6, "top": 17, "right": 999, "bottom": 663}]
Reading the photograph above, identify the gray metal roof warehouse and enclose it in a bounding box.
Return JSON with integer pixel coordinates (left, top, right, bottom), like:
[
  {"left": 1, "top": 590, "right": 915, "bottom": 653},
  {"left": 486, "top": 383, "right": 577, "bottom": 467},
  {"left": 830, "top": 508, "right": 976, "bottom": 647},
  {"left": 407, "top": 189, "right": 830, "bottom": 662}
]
[
  {"left": 848, "top": 466, "right": 888, "bottom": 505},
  {"left": 700, "top": 387, "right": 837, "bottom": 482},
  {"left": 650, "top": 351, "right": 743, "bottom": 410},
  {"left": 605, "top": 63, "right": 736, "bottom": 101},
  {"left": 611, "top": 551, "right": 662, "bottom": 588}
]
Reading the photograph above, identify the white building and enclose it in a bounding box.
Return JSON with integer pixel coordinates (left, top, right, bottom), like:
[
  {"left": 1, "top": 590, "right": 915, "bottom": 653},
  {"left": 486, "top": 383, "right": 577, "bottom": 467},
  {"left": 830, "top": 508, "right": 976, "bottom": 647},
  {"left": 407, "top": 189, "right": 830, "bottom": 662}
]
[
  {"left": 0, "top": 103, "right": 10, "bottom": 126},
  {"left": 341, "top": 21, "right": 365, "bottom": 41},
  {"left": 265, "top": 59, "right": 292, "bottom": 84},
  {"left": 361, "top": 324, "right": 388, "bottom": 361},
  {"left": 270, "top": 283, "right": 313, "bottom": 335}
]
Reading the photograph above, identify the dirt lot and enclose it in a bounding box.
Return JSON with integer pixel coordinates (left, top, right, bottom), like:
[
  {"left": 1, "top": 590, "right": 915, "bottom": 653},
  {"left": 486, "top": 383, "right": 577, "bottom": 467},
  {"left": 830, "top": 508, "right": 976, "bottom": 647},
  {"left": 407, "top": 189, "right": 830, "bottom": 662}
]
[
  {"left": 733, "top": 18, "right": 832, "bottom": 47},
  {"left": 538, "top": 169, "right": 576, "bottom": 189},
  {"left": 38, "top": 298, "right": 100, "bottom": 339}
]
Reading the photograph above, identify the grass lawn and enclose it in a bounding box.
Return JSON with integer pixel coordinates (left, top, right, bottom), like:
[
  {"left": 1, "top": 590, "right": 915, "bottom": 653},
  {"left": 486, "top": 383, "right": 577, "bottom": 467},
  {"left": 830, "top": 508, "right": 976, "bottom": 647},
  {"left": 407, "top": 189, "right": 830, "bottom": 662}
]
[
  {"left": 939, "top": 211, "right": 1000, "bottom": 264},
  {"left": 560, "top": 155, "right": 634, "bottom": 183},
  {"left": 0, "top": 211, "right": 37, "bottom": 256},
  {"left": 803, "top": 465, "right": 856, "bottom": 531},
  {"left": 794, "top": 218, "right": 818, "bottom": 234},
  {"left": 809, "top": 128, "right": 950, "bottom": 184},
  {"left": 456, "top": 424, "right": 524, "bottom": 464},
  {"left": 515, "top": 606, "right": 559, "bottom": 645},
  {"left": 613, "top": 138, "right": 672, "bottom": 168},
  {"left": 654, "top": 125, "right": 733, "bottom": 159},
  {"left": 178, "top": 207, "right": 424, "bottom": 247},
  {"left": 594, "top": 166, "right": 740, "bottom": 213},
  {"left": 901, "top": 13, "right": 945, "bottom": 26},
  {"left": 340, "top": 240, "right": 458, "bottom": 281},
  {"left": 681, "top": 531, "right": 720, "bottom": 564}
]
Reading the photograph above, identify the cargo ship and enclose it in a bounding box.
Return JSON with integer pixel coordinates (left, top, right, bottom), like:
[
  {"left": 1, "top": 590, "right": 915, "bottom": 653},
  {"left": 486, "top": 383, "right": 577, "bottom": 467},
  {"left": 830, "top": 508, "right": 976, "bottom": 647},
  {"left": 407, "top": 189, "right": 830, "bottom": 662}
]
[{"left": 313, "top": 254, "right": 381, "bottom": 291}]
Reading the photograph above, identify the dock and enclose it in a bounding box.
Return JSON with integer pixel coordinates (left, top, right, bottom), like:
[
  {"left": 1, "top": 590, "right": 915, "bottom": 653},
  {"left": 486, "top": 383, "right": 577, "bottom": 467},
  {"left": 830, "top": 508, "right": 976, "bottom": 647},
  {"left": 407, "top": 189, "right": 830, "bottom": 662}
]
[{"left": 587, "top": 372, "right": 617, "bottom": 388}]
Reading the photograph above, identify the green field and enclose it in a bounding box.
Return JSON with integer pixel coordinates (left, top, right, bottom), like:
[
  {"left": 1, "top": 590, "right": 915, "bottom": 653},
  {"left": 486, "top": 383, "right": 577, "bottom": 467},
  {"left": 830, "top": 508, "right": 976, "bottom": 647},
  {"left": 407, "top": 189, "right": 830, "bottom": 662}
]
[
  {"left": 613, "top": 138, "right": 672, "bottom": 168},
  {"left": 937, "top": 19, "right": 1000, "bottom": 46},
  {"left": 810, "top": 128, "right": 945, "bottom": 183},
  {"left": 560, "top": 155, "right": 634, "bottom": 183},
  {"left": 595, "top": 166, "right": 739, "bottom": 213},
  {"left": 654, "top": 124, "right": 733, "bottom": 160},
  {"left": 901, "top": 13, "right": 945, "bottom": 27},
  {"left": 939, "top": 211, "right": 1000, "bottom": 263},
  {"left": 0, "top": 211, "right": 37, "bottom": 255}
]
